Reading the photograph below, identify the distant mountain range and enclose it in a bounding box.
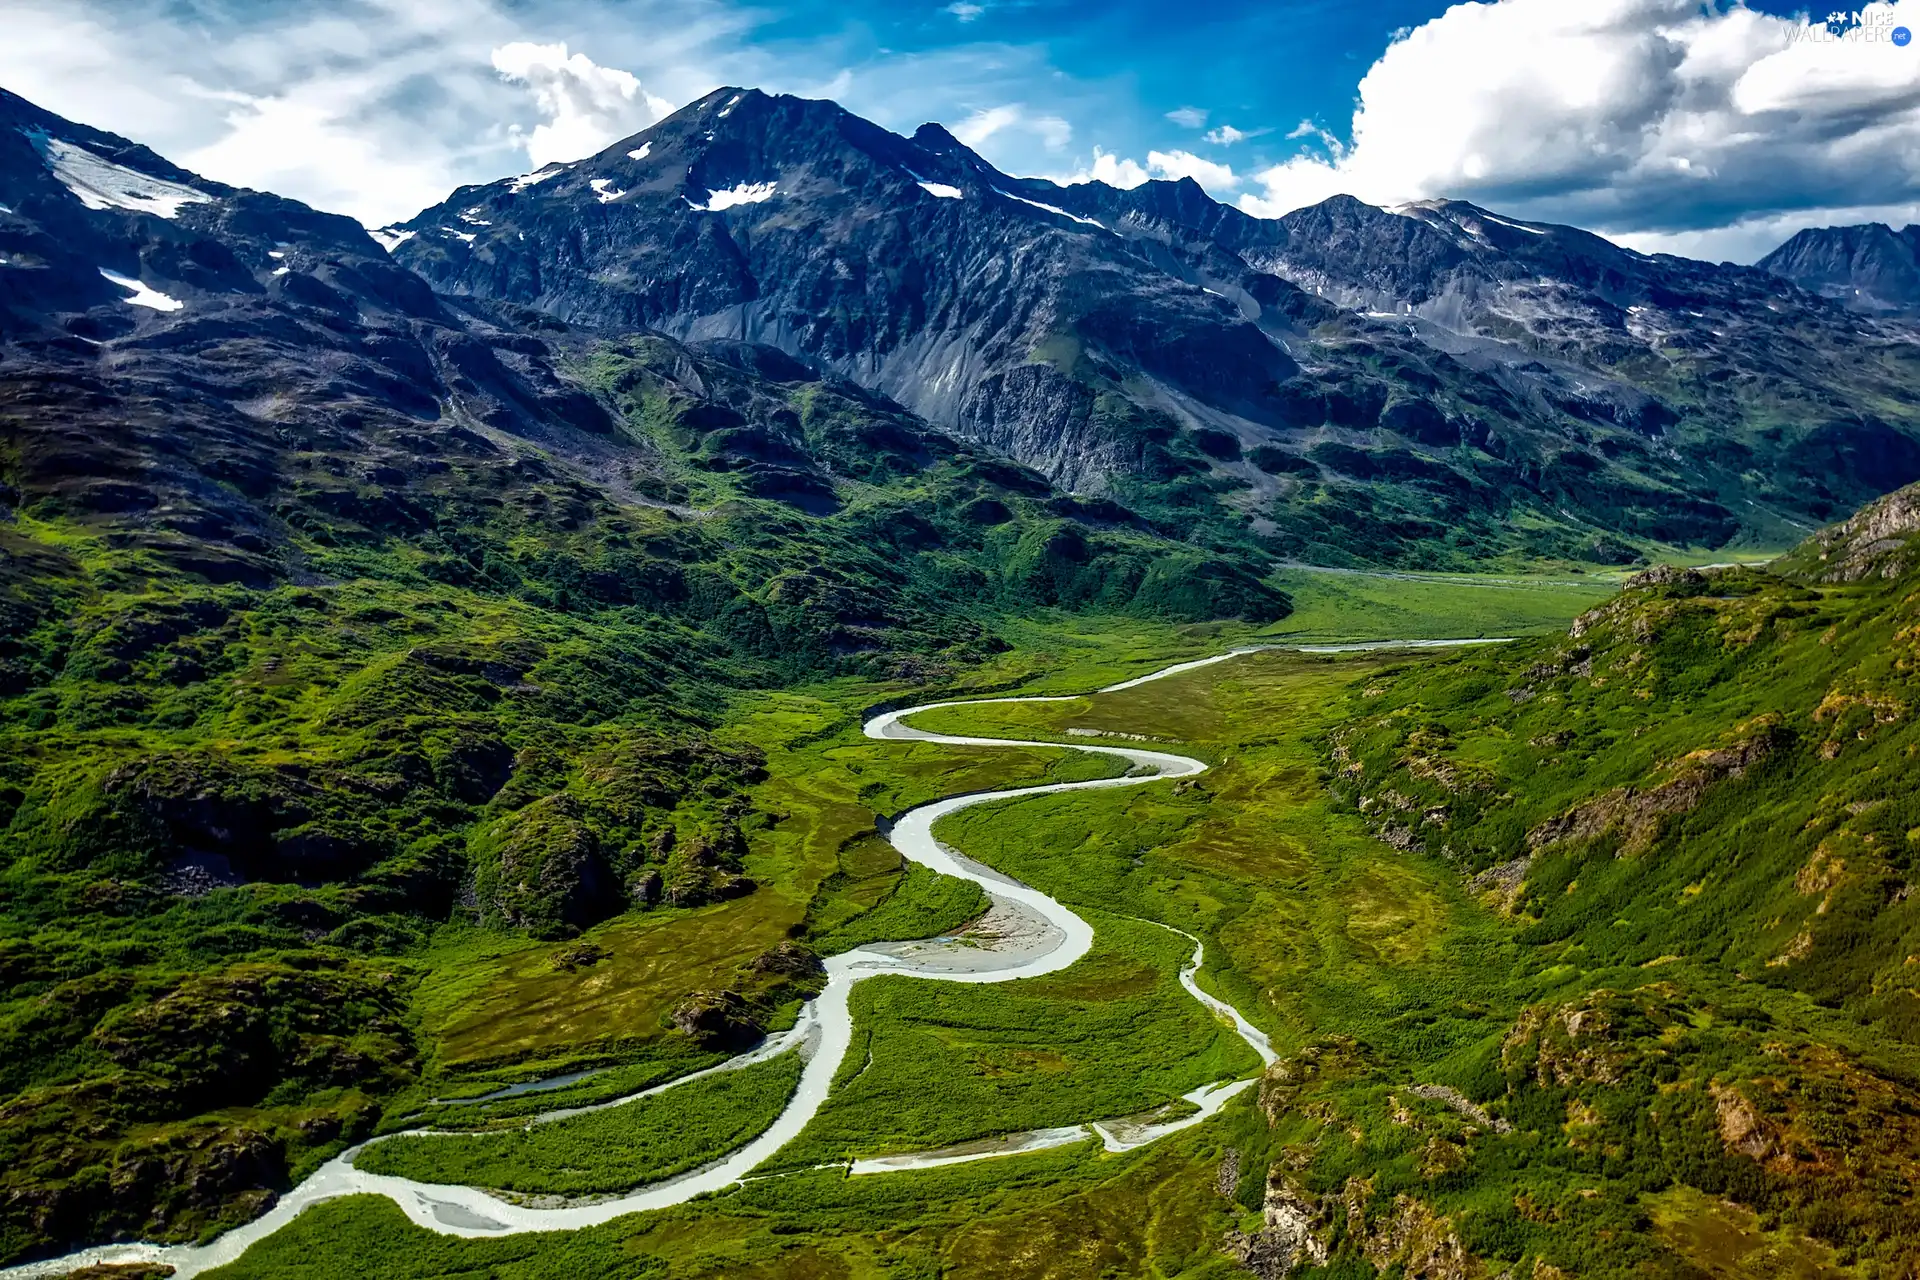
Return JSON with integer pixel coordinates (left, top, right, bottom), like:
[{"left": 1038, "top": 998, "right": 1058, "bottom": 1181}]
[
  {"left": 388, "top": 87, "right": 1920, "bottom": 564},
  {"left": 5, "top": 83, "right": 1920, "bottom": 574},
  {"left": 1758, "top": 222, "right": 1920, "bottom": 316}
]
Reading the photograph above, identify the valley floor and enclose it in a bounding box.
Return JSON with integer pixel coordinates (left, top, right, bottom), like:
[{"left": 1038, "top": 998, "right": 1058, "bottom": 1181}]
[
  {"left": 38, "top": 568, "right": 1888, "bottom": 1280},
  {"left": 20, "top": 577, "right": 1695, "bottom": 1280}
]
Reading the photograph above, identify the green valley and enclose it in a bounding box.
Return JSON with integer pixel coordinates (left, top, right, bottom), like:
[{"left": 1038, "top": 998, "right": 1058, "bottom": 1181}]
[
  {"left": 182, "top": 506, "right": 1920, "bottom": 1277},
  {"left": 6, "top": 46, "right": 1920, "bottom": 1280}
]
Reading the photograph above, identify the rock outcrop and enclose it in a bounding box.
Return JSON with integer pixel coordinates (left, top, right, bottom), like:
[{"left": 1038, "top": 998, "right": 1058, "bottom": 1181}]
[
  {"left": 668, "top": 989, "right": 764, "bottom": 1050},
  {"left": 1758, "top": 221, "right": 1920, "bottom": 315},
  {"left": 1780, "top": 478, "right": 1920, "bottom": 581},
  {"left": 1525, "top": 716, "right": 1788, "bottom": 856}
]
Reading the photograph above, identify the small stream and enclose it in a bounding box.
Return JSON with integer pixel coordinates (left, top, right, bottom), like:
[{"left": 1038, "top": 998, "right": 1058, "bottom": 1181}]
[{"left": 6, "top": 641, "right": 1490, "bottom": 1279}]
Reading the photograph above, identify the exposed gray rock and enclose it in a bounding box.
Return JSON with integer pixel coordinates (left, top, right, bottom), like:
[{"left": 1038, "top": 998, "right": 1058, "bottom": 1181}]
[
  {"left": 1408, "top": 1083, "right": 1513, "bottom": 1135},
  {"left": 386, "top": 87, "right": 1920, "bottom": 551},
  {"left": 1788, "top": 478, "right": 1920, "bottom": 581},
  {"left": 1759, "top": 222, "right": 1920, "bottom": 315}
]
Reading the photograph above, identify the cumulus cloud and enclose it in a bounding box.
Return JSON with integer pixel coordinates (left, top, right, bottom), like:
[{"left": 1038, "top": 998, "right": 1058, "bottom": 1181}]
[
  {"left": 491, "top": 41, "right": 670, "bottom": 168},
  {"left": 1204, "top": 124, "right": 1248, "bottom": 145},
  {"left": 1146, "top": 149, "right": 1238, "bottom": 189},
  {"left": 0, "top": 0, "right": 744, "bottom": 226},
  {"left": 1052, "top": 147, "right": 1151, "bottom": 188},
  {"left": 1052, "top": 147, "right": 1236, "bottom": 192},
  {"left": 1236, "top": 0, "right": 1920, "bottom": 258},
  {"left": 189, "top": 84, "right": 475, "bottom": 228}
]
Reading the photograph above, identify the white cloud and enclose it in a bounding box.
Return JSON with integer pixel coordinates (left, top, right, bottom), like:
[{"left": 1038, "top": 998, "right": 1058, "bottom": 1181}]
[
  {"left": 1204, "top": 124, "right": 1248, "bottom": 146},
  {"left": 945, "top": 2, "right": 984, "bottom": 20},
  {"left": 1051, "top": 147, "right": 1237, "bottom": 193},
  {"left": 955, "top": 104, "right": 1021, "bottom": 146},
  {"left": 955, "top": 104, "right": 1071, "bottom": 151},
  {"left": 1165, "top": 106, "right": 1208, "bottom": 128},
  {"left": 0, "top": 0, "right": 763, "bottom": 226},
  {"left": 1094, "top": 151, "right": 1152, "bottom": 187},
  {"left": 187, "top": 86, "right": 475, "bottom": 226},
  {"left": 491, "top": 41, "right": 668, "bottom": 168},
  {"left": 1146, "top": 149, "right": 1238, "bottom": 189},
  {"left": 1053, "top": 147, "right": 1151, "bottom": 188},
  {"left": 1236, "top": 0, "right": 1920, "bottom": 260}
]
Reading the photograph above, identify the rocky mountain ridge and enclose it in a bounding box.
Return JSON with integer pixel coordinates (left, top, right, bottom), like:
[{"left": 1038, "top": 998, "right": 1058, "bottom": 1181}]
[
  {"left": 0, "top": 86, "right": 620, "bottom": 591},
  {"left": 1758, "top": 221, "right": 1920, "bottom": 315},
  {"left": 391, "top": 86, "right": 1920, "bottom": 566}
]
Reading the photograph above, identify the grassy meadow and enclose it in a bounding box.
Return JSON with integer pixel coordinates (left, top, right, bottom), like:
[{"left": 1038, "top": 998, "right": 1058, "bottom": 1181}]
[
  {"left": 356, "top": 1053, "right": 804, "bottom": 1196},
  {"left": 198, "top": 572, "right": 1672, "bottom": 1279}
]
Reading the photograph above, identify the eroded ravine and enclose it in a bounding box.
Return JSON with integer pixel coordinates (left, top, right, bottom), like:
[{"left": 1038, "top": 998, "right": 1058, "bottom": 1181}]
[{"left": 8, "top": 644, "right": 1482, "bottom": 1279}]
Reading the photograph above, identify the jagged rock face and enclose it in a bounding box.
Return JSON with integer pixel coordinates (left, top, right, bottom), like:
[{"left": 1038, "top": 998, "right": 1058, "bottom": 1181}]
[
  {"left": 390, "top": 89, "right": 1297, "bottom": 496},
  {"left": 1050, "top": 188, "right": 1920, "bottom": 519},
  {"left": 0, "top": 88, "right": 617, "bottom": 584},
  {"left": 392, "top": 87, "right": 1920, "bottom": 552},
  {"left": 1759, "top": 223, "right": 1920, "bottom": 315}
]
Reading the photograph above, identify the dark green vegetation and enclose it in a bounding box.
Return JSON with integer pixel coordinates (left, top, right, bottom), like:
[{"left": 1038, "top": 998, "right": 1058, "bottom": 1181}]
[
  {"left": 175, "top": 636, "right": 1498, "bottom": 1280},
  {"left": 895, "top": 502, "right": 1920, "bottom": 1276},
  {"left": 355, "top": 1053, "right": 803, "bottom": 1196},
  {"left": 132, "top": 487, "right": 1920, "bottom": 1277},
  {"left": 806, "top": 862, "right": 989, "bottom": 955},
  {"left": 1264, "top": 565, "right": 1615, "bottom": 643},
  {"left": 1305, "top": 510, "right": 1920, "bottom": 1276},
  {"left": 774, "top": 915, "right": 1260, "bottom": 1169},
  {"left": 0, "top": 302, "right": 1295, "bottom": 1261},
  {"left": 573, "top": 336, "right": 1286, "bottom": 628}
]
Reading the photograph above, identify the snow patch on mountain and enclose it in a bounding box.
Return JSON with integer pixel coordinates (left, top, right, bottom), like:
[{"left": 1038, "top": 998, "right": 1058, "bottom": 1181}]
[
  {"left": 507, "top": 166, "right": 563, "bottom": 193},
  {"left": 628, "top": 143, "right": 652, "bottom": 161},
  {"left": 33, "top": 134, "right": 211, "bottom": 220},
  {"left": 369, "top": 228, "right": 415, "bottom": 252},
  {"left": 918, "top": 181, "right": 963, "bottom": 200},
  {"left": 688, "top": 181, "right": 778, "bottom": 211},
  {"left": 1482, "top": 212, "right": 1546, "bottom": 236},
  {"left": 98, "top": 267, "right": 183, "bottom": 311},
  {"left": 995, "top": 190, "right": 1107, "bottom": 230},
  {"left": 590, "top": 178, "right": 626, "bottom": 204}
]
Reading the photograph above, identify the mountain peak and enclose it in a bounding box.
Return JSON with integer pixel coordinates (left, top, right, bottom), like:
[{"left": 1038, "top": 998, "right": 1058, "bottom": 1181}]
[
  {"left": 1759, "top": 220, "right": 1920, "bottom": 314},
  {"left": 911, "top": 121, "right": 965, "bottom": 153}
]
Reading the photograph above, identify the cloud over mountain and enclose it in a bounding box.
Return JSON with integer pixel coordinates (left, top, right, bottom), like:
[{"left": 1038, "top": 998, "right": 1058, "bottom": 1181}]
[
  {"left": 1237, "top": 0, "right": 1920, "bottom": 254},
  {"left": 492, "top": 41, "right": 673, "bottom": 168}
]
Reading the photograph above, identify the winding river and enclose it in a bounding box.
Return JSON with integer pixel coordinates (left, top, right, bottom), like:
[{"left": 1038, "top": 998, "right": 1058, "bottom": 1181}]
[{"left": 7, "top": 642, "right": 1493, "bottom": 1279}]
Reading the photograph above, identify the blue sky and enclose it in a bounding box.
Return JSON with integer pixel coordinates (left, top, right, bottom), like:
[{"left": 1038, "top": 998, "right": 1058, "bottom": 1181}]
[{"left": 5, "top": 0, "right": 1918, "bottom": 261}]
